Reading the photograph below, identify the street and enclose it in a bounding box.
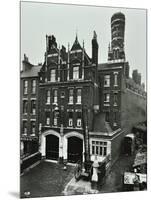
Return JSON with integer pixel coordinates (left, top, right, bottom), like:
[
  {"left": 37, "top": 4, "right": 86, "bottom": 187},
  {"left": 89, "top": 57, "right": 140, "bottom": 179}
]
[
  {"left": 20, "top": 154, "right": 135, "bottom": 198},
  {"left": 99, "top": 154, "right": 135, "bottom": 192},
  {"left": 20, "top": 161, "right": 74, "bottom": 198}
]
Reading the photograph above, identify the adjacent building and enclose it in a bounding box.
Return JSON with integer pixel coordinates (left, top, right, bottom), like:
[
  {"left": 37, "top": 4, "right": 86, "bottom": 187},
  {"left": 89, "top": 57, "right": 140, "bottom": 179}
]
[{"left": 20, "top": 55, "right": 41, "bottom": 171}]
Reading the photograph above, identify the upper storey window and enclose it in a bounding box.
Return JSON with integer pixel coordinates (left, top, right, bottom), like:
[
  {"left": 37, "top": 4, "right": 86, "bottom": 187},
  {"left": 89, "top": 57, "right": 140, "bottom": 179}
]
[
  {"left": 24, "top": 80, "right": 28, "bottom": 94},
  {"left": 114, "top": 73, "right": 118, "bottom": 86},
  {"left": 46, "top": 90, "right": 51, "bottom": 104},
  {"left": 104, "top": 75, "right": 110, "bottom": 87},
  {"left": 69, "top": 89, "right": 74, "bottom": 104},
  {"left": 53, "top": 90, "right": 58, "bottom": 104},
  {"left": 50, "top": 69, "right": 56, "bottom": 82},
  {"left": 77, "top": 89, "right": 82, "bottom": 104},
  {"left": 73, "top": 66, "right": 79, "bottom": 80},
  {"left": 32, "top": 79, "right": 36, "bottom": 94}
]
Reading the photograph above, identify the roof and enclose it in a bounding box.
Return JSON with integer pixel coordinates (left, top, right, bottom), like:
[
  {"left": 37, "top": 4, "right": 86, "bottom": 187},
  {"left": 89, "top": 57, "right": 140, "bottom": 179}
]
[
  {"left": 93, "top": 113, "right": 113, "bottom": 133},
  {"left": 21, "top": 65, "right": 42, "bottom": 78},
  {"left": 71, "top": 35, "right": 82, "bottom": 51}
]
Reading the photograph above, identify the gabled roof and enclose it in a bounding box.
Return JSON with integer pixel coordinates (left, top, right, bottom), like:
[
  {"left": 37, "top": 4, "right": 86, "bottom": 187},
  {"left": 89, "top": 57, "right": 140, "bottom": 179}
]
[{"left": 71, "top": 35, "right": 82, "bottom": 51}]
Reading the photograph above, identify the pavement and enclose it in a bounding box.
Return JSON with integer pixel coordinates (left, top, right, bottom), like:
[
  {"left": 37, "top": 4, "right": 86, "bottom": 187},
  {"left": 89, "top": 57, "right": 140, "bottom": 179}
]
[
  {"left": 63, "top": 177, "right": 99, "bottom": 195},
  {"left": 20, "top": 154, "right": 135, "bottom": 198},
  {"left": 20, "top": 161, "right": 75, "bottom": 198},
  {"left": 99, "top": 154, "right": 135, "bottom": 193}
]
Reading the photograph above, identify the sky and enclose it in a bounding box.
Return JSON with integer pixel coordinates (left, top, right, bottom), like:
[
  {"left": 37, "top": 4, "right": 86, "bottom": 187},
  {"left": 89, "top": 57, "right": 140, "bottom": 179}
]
[{"left": 21, "top": 1, "right": 147, "bottom": 84}]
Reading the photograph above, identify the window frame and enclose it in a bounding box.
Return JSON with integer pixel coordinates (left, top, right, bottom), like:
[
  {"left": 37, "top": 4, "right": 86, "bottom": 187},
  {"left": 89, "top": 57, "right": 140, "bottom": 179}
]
[
  {"left": 91, "top": 140, "right": 107, "bottom": 157},
  {"left": 23, "top": 80, "right": 28, "bottom": 94},
  {"left": 32, "top": 79, "right": 36, "bottom": 94},
  {"left": 104, "top": 75, "right": 110, "bottom": 87},
  {"left": 73, "top": 66, "right": 79, "bottom": 80}
]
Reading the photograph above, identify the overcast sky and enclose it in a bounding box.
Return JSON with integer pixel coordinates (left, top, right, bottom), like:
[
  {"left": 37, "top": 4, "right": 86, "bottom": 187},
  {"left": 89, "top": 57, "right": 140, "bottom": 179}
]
[{"left": 21, "top": 1, "right": 147, "bottom": 84}]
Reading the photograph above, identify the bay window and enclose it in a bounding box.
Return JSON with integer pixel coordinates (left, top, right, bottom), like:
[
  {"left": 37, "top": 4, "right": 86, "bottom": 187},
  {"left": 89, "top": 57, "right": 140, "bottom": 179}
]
[{"left": 92, "top": 141, "right": 107, "bottom": 156}]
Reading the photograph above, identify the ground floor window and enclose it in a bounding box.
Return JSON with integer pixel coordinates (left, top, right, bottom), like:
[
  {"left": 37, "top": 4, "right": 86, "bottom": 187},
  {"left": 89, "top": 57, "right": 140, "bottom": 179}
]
[{"left": 92, "top": 140, "right": 107, "bottom": 156}]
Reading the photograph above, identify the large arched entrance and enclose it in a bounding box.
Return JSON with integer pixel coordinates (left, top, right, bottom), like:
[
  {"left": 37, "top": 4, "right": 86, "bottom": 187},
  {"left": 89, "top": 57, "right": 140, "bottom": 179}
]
[
  {"left": 68, "top": 136, "right": 83, "bottom": 163},
  {"left": 46, "top": 135, "right": 59, "bottom": 160}
]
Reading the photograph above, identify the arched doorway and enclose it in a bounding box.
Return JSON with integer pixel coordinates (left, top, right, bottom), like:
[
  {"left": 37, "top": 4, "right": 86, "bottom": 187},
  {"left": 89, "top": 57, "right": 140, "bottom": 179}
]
[
  {"left": 46, "top": 135, "right": 59, "bottom": 160},
  {"left": 68, "top": 136, "right": 83, "bottom": 163}
]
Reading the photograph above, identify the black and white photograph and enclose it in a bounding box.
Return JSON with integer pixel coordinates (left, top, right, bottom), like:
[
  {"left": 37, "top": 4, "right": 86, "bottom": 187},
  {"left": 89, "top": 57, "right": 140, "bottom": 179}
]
[{"left": 20, "top": 1, "right": 147, "bottom": 198}]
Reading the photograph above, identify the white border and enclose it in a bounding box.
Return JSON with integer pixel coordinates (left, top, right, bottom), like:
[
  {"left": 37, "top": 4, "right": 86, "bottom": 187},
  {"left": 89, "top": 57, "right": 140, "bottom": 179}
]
[{"left": 0, "top": 0, "right": 150, "bottom": 200}]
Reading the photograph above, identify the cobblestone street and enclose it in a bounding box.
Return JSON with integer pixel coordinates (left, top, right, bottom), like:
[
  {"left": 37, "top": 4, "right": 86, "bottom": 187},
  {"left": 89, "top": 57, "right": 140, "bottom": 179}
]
[
  {"left": 21, "top": 154, "right": 135, "bottom": 198},
  {"left": 20, "top": 161, "right": 74, "bottom": 198}
]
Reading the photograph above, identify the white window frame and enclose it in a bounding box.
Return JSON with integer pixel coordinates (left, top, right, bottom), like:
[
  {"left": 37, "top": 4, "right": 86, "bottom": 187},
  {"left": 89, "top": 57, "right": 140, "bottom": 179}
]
[
  {"left": 53, "top": 117, "right": 57, "bottom": 126},
  {"left": 46, "top": 90, "right": 51, "bottom": 104},
  {"left": 69, "top": 118, "right": 73, "bottom": 127},
  {"left": 73, "top": 66, "right": 79, "bottom": 80},
  {"left": 46, "top": 117, "right": 50, "bottom": 125},
  {"left": 104, "top": 75, "right": 110, "bottom": 87},
  {"left": 53, "top": 90, "right": 58, "bottom": 104},
  {"left": 77, "top": 118, "right": 82, "bottom": 127},
  {"left": 91, "top": 140, "right": 107, "bottom": 157},
  {"left": 24, "top": 80, "right": 28, "bottom": 94},
  {"left": 31, "top": 121, "right": 36, "bottom": 135},
  {"left": 50, "top": 69, "right": 56, "bottom": 82},
  {"left": 104, "top": 93, "right": 110, "bottom": 102},
  {"left": 113, "top": 93, "right": 118, "bottom": 106},
  {"left": 23, "top": 121, "right": 27, "bottom": 135},
  {"left": 32, "top": 79, "right": 36, "bottom": 94},
  {"left": 69, "top": 89, "right": 74, "bottom": 104},
  {"left": 114, "top": 73, "right": 118, "bottom": 86},
  {"left": 77, "top": 89, "right": 81, "bottom": 104}
]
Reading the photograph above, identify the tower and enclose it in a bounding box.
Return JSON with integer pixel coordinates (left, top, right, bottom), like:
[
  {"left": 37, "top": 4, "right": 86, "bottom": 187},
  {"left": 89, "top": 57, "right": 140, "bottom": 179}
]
[
  {"left": 108, "top": 12, "right": 125, "bottom": 61},
  {"left": 92, "top": 31, "right": 98, "bottom": 66}
]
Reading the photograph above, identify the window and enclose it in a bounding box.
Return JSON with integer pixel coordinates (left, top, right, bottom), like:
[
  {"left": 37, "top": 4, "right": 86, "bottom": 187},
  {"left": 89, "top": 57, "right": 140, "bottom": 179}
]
[
  {"left": 77, "top": 89, "right": 82, "bottom": 104},
  {"left": 23, "top": 121, "right": 27, "bottom": 135},
  {"left": 104, "top": 93, "right": 110, "bottom": 102},
  {"left": 113, "top": 112, "right": 117, "bottom": 126},
  {"left": 46, "top": 90, "right": 51, "bottom": 104},
  {"left": 73, "top": 66, "right": 79, "bottom": 80},
  {"left": 114, "top": 73, "right": 118, "bottom": 86},
  {"left": 31, "top": 100, "right": 36, "bottom": 115},
  {"left": 24, "top": 80, "right": 28, "bottom": 94},
  {"left": 104, "top": 75, "right": 110, "bottom": 87},
  {"left": 23, "top": 100, "right": 28, "bottom": 114},
  {"left": 92, "top": 141, "right": 107, "bottom": 156},
  {"left": 68, "top": 112, "right": 73, "bottom": 127},
  {"left": 105, "top": 112, "right": 109, "bottom": 122},
  {"left": 31, "top": 121, "right": 36, "bottom": 135},
  {"left": 114, "top": 93, "right": 118, "bottom": 106},
  {"left": 61, "top": 91, "right": 65, "bottom": 98},
  {"left": 50, "top": 69, "right": 56, "bottom": 82},
  {"left": 69, "top": 89, "right": 74, "bottom": 104},
  {"left": 53, "top": 117, "right": 57, "bottom": 126},
  {"left": 53, "top": 90, "right": 58, "bottom": 104},
  {"left": 77, "top": 112, "right": 82, "bottom": 127},
  {"left": 46, "top": 112, "right": 50, "bottom": 125},
  {"left": 32, "top": 80, "right": 36, "bottom": 94}
]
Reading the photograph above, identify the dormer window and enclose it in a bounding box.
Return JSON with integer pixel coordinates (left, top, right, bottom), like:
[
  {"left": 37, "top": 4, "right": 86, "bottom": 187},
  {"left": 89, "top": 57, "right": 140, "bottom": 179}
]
[{"left": 73, "top": 66, "right": 79, "bottom": 80}]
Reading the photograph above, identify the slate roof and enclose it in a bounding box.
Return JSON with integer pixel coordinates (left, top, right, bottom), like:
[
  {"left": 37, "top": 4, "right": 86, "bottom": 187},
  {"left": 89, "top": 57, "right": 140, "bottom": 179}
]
[
  {"left": 21, "top": 64, "right": 42, "bottom": 78},
  {"left": 93, "top": 112, "right": 112, "bottom": 133},
  {"left": 71, "top": 35, "right": 82, "bottom": 51}
]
